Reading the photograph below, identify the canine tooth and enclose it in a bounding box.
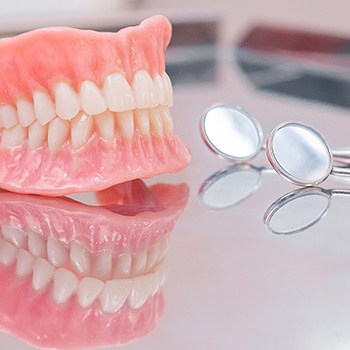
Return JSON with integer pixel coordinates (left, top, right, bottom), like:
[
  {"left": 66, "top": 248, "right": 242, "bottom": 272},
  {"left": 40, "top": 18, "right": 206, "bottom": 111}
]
[
  {"left": 77, "top": 277, "right": 104, "bottom": 308},
  {"left": 154, "top": 73, "right": 167, "bottom": 106},
  {"left": 29, "top": 121, "right": 47, "bottom": 149},
  {"left": 163, "top": 72, "right": 174, "bottom": 106},
  {"left": 48, "top": 117, "right": 70, "bottom": 150},
  {"left": 115, "top": 111, "right": 134, "bottom": 139},
  {"left": 95, "top": 110, "right": 115, "bottom": 142},
  {"left": 103, "top": 73, "right": 136, "bottom": 111},
  {"left": 112, "top": 253, "right": 132, "bottom": 279},
  {"left": 129, "top": 275, "right": 153, "bottom": 309},
  {"left": 32, "top": 257, "right": 55, "bottom": 291},
  {"left": 71, "top": 112, "right": 93, "bottom": 149},
  {"left": 28, "top": 231, "right": 47, "bottom": 258},
  {"left": 134, "top": 109, "right": 150, "bottom": 136},
  {"left": 2, "top": 226, "right": 26, "bottom": 248},
  {"left": 132, "top": 70, "right": 157, "bottom": 108},
  {"left": 159, "top": 106, "right": 174, "bottom": 134},
  {"left": 91, "top": 249, "right": 113, "bottom": 281},
  {"left": 53, "top": 268, "right": 78, "bottom": 304},
  {"left": 70, "top": 242, "right": 91, "bottom": 276},
  {"left": 16, "top": 249, "right": 35, "bottom": 277},
  {"left": 0, "top": 240, "right": 17, "bottom": 265},
  {"left": 131, "top": 250, "right": 147, "bottom": 277},
  {"left": 0, "top": 104, "right": 18, "bottom": 129},
  {"left": 99, "top": 279, "right": 132, "bottom": 313},
  {"left": 80, "top": 80, "right": 107, "bottom": 115},
  {"left": 47, "top": 236, "right": 68, "bottom": 267},
  {"left": 1, "top": 124, "right": 27, "bottom": 147},
  {"left": 17, "top": 100, "right": 36, "bottom": 127},
  {"left": 33, "top": 91, "right": 56, "bottom": 125},
  {"left": 54, "top": 82, "right": 80, "bottom": 120},
  {"left": 149, "top": 108, "right": 163, "bottom": 136}
]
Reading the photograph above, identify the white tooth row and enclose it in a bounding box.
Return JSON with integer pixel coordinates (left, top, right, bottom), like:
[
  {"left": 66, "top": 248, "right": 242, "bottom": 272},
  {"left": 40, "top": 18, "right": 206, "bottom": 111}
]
[
  {"left": 0, "top": 106, "right": 174, "bottom": 150},
  {"left": 0, "top": 70, "right": 173, "bottom": 130}
]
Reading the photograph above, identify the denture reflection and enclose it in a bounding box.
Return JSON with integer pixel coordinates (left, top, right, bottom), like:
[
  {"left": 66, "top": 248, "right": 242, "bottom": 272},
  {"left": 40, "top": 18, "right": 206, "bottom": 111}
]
[{"left": 0, "top": 179, "right": 188, "bottom": 349}]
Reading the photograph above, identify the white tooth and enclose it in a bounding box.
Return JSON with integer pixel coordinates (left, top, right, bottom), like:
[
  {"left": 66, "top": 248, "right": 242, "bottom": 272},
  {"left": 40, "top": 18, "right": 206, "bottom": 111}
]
[
  {"left": 158, "top": 236, "right": 170, "bottom": 261},
  {"left": 112, "top": 253, "right": 132, "bottom": 279},
  {"left": 159, "top": 106, "right": 174, "bottom": 134},
  {"left": 32, "top": 257, "right": 55, "bottom": 291},
  {"left": 134, "top": 109, "right": 150, "bottom": 136},
  {"left": 16, "top": 249, "right": 35, "bottom": 277},
  {"left": 2, "top": 226, "right": 26, "bottom": 248},
  {"left": 95, "top": 110, "right": 115, "bottom": 142},
  {"left": 54, "top": 82, "right": 80, "bottom": 120},
  {"left": 103, "top": 73, "right": 136, "bottom": 112},
  {"left": 28, "top": 121, "right": 47, "bottom": 149},
  {"left": 33, "top": 91, "right": 56, "bottom": 125},
  {"left": 17, "top": 100, "right": 36, "bottom": 127},
  {"left": 0, "top": 240, "right": 17, "bottom": 265},
  {"left": 162, "top": 72, "right": 173, "bottom": 106},
  {"left": 131, "top": 250, "right": 147, "bottom": 277},
  {"left": 0, "top": 104, "right": 18, "bottom": 129},
  {"left": 115, "top": 111, "right": 134, "bottom": 139},
  {"left": 99, "top": 279, "right": 132, "bottom": 313},
  {"left": 145, "top": 242, "right": 161, "bottom": 271},
  {"left": 71, "top": 112, "right": 93, "bottom": 149},
  {"left": 158, "top": 258, "right": 170, "bottom": 286},
  {"left": 129, "top": 275, "right": 153, "bottom": 309},
  {"left": 47, "top": 236, "right": 68, "bottom": 267},
  {"left": 1, "top": 124, "right": 27, "bottom": 147},
  {"left": 77, "top": 277, "right": 104, "bottom": 308},
  {"left": 132, "top": 70, "right": 157, "bottom": 108},
  {"left": 149, "top": 108, "right": 163, "bottom": 136},
  {"left": 52, "top": 268, "right": 78, "bottom": 304},
  {"left": 91, "top": 249, "right": 113, "bottom": 281},
  {"left": 48, "top": 117, "right": 70, "bottom": 151},
  {"left": 28, "top": 231, "right": 46, "bottom": 258},
  {"left": 70, "top": 242, "right": 91, "bottom": 276},
  {"left": 80, "top": 80, "right": 107, "bottom": 115},
  {"left": 154, "top": 73, "right": 167, "bottom": 106}
]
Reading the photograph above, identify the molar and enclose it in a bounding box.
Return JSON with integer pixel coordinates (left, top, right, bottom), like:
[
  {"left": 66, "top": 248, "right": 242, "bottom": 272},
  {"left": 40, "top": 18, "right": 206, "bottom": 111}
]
[
  {"left": 112, "top": 253, "right": 132, "bottom": 279},
  {"left": 132, "top": 71, "right": 158, "bottom": 108},
  {"left": 29, "top": 121, "right": 47, "bottom": 149},
  {"left": 1, "top": 124, "right": 27, "bottom": 147},
  {"left": 33, "top": 91, "right": 56, "bottom": 125},
  {"left": 54, "top": 82, "right": 80, "bottom": 120},
  {"left": 149, "top": 108, "right": 163, "bottom": 136},
  {"left": 0, "top": 104, "right": 18, "bottom": 129},
  {"left": 17, "top": 100, "right": 36, "bottom": 127},
  {"left": 134, "top": 109, "right": 150, "bottom": 137},
  {"left": 159, "top": 106, "right": 174, "bottom": 134},
  {"left": 131, "top": 250, "right": 147, "bottom": 277},
  {"left": 115, "top": 111, "right": 134, "bottom": 139},
  {"left": 48, "top": 117, "right": 70, "bottom": 151},
  {"left": 80, "top": 80, "right": 107, "bottom": 115},
  {"left": 71, "top": 112, "right": 93, "bottom": 149}
]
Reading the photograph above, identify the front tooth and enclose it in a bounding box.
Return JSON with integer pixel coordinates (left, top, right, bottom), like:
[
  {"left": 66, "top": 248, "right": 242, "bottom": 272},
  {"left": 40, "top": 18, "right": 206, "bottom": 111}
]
[
  {"left": 28, "top": 231, "right": 47, "bottom": 258},
  {"left": 115, "top": 111, "right": 134, "bottom": 139},
  {"left": 163, "top": 72, "right": 174, "bottom": 106},
  {"left": 154, "top": 73, "right": 167, "bottom": 106},
  {"left": 0, "top": 104, "right": 18, "bottom": 129},
  {"left": 149, "top": 108, "right": 163, "bottom": 136},
  {"left": 159, "top": 106, "right": 174, "bottom": 134},
  {"left": 103, "top": 73, "right": 136, "bottom": 112},
  {"left": 99, "top": 279, "right": 132, "bottom": 313},
  {"left": 54, "top": 82, "right": 80, "bottom": 120},
  {"left": 132, "top": 71, "right": 157, "bottom": 108},
  {"left": 2, "top": 124, "right": 27, "bottom": 147},
  {"left": 33, "top": 91, "right": 56, "bottom": 125},
  {"left": 95, "top": 110, "right": 115, "bottom": 142},
  {"left": 91, "top": 249, "right": 113, "bottom": 281},
  {"left": 16, "top": 249, "right": 35, "bottom": 277},
  {"left": 131, "top": 250, "right": 147, "bottom": 277},
  {"left": 80, "top": 80, "right": 107, "bottom": 115},
  {"left": 47, "top": 236, "right": 68, "bottom": 267},
  {"left": 70, "top": 242, "right": 91, "bottom": 276},
  {"left": 48, "top": 117, "right": 70, "bottom": 151},
  {"left": 0, "top": 240, "right": 17, "bottom": 265},
  {"left": 29, "top": 121, "right": 48, "bottom": 149},
  {"left": 2, "top": 226, "right": 26, "bottom": 248},
  {"left": 134, "top": 109, "right": 150, "bottom": 136},
  {"left": 112, "top": 253, "right": 132, "bottom": 279},
  {"left": 71, "top": 112, "right": 93, "bottom": 149},
  {"left": 52, "top": 268, "right": 78, "bottom": 304},
  {"left": 77, "top": 277, "right": 104, "bottom": 308},
  {"left": 32, "top": 257, "right": 55, "bottom": 291},
  {"left": 129, "top": 275, "right": 153, "bottom": 309},
  {"left": 17, "top": 100, "right": 36, "bottom": 127}
]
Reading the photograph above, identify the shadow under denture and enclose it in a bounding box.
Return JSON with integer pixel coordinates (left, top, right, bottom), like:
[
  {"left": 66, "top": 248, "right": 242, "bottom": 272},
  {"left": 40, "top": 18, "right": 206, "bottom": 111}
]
[{"left": 0, "top": 179, "right": 189, "bottom": 349}]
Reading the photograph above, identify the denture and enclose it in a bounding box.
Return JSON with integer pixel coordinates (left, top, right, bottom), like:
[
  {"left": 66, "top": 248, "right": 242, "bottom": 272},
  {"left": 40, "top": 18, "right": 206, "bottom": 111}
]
[
  {"left": 0, "top": 15, "right": 190, "bottom": 196},
  {"left": 0, "top": 180, "right": 188, "bottom": 349}
]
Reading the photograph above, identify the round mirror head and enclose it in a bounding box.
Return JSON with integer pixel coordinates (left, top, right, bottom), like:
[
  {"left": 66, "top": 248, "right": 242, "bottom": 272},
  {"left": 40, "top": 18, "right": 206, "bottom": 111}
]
[
  {"left": 201, "top": 105, "right": 264, "bottom": 161},
  {"left": 199, "top": 164, "right": 262, "bottom": 209},
  {"left": 266, "top": 122, "right": 333, "bottom": 186},
  {"left": 264, "top": 187, "right": 331, "bottom": 234}
]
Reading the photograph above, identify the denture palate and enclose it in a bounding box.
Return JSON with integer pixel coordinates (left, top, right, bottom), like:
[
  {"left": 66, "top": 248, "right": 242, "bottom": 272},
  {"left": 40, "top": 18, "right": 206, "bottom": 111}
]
[{"left": 0, "top": 70, "right": 174, "bottom": 150}]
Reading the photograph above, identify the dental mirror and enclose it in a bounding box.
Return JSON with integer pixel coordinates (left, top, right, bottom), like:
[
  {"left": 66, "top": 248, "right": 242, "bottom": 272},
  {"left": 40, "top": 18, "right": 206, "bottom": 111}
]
[{"left": 201, "top": 104, "right": 264, "bottom": 161}]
